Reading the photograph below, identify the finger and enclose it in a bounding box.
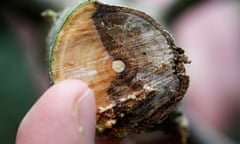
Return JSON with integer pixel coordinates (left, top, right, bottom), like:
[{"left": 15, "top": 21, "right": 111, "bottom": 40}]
[{"left": 16, "top": 80, "right": 96, "bottom": 144}]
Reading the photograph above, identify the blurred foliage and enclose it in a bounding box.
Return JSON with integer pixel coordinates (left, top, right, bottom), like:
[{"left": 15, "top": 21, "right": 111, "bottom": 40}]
[
  {"left": 230, "top": 113, "right": 240, "bottom": 142},
  {"left": 0, "top": 1, "right": 50, "bottom": 143},
  {"left": 163, "top": 0, "right": 204, "bottom": 26},
  {"left": 0, "top": 24, "right": 37, "bottom": 143}
]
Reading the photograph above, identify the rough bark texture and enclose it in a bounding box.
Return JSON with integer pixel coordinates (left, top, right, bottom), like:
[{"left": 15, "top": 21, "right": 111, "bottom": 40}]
[{"left": 48, "top": 1, "right": 189, "bottom": 140}]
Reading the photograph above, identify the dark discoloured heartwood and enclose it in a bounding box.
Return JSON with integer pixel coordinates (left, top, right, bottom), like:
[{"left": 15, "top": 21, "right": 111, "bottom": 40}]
[{"left": 48, "top": 1, "right": 189, "bottom": 137}]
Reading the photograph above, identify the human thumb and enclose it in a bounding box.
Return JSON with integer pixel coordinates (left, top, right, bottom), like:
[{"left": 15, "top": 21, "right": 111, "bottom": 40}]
[{"left": 16, "top": 80, "right": 96, "bottom": 144}]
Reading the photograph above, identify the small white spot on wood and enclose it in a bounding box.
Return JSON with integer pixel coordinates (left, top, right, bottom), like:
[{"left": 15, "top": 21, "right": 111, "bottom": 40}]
[
  {"left": 105, "top": 119, "right": 117, "bottom": 128},
  {"left": 98, "top": 104, "right": 116, "bottom": 113},
  {"left": 112, "top": 60, "right": 126, "bottom": 73},
  {"left": 120, "top": 113, "right": 125, "bottom": 117},
  {"left": 101, "top": 21, "right": 105, "bottom": 26},
  {"left": 143, "top": 84, "right": 156, "bottom": 91}
]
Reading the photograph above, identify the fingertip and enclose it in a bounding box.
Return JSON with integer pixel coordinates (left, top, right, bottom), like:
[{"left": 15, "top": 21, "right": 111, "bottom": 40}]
[
  {"left": 16, "top": 79, "right": 96, "bottom": 144},
  {"left": 46, "top": 79, "right": 89, "bottom": 98}
]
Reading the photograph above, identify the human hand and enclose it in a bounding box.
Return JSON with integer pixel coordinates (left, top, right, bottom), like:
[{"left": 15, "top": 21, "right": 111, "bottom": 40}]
[{"left": 16, "top": 80, "right": 121, "bottom": 144}]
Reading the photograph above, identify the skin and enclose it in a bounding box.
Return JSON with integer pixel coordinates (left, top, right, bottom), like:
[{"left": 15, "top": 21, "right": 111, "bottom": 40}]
[
  {"left": 16, "top": 80, "right": 121, "bottom": 144},
  {"left": 15, "top": 79, "right": 188, "bottom": 144}
]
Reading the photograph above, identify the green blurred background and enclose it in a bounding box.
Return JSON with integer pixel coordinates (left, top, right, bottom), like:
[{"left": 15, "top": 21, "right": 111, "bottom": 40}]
[{"left": 1, "top": 1, "right": 54, "bottom": 143}]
